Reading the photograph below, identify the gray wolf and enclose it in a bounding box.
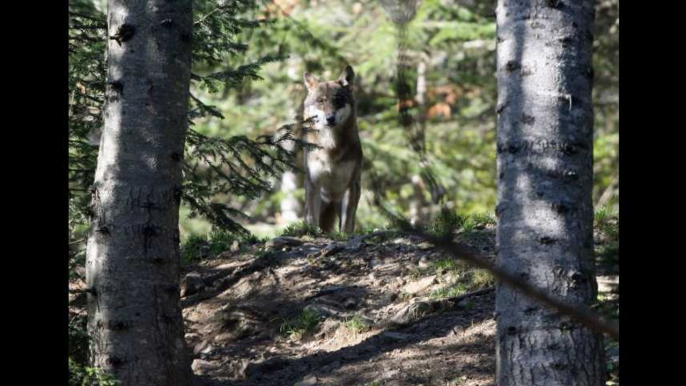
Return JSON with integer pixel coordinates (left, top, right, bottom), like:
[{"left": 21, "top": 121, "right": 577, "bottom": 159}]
[{"left": 303, "top": 66, "right": 363, "bottom": 233}]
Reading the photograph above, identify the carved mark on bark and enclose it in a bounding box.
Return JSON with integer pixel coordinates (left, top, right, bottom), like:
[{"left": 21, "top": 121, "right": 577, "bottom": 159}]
[
  {"left": 552, "top": 201, "right": 574, "bottom": 215},
  {"left": 108, "top": 319, "right": 134, "bottom": 331},
  {"left": 106, "top": 80, "right": 124, "bottom": 103},
  {"left": 110, "top": 23, "right": 136, "bottom": 46},
  {"left": 142, "top": 223, "right": 158, "bottom": 255},
  {"left": 496, "top": 101, "right": 508, "bottom": 114},
  {"left": 497, "top": 139, "right": 586, "bottom": 156},
  {"left": 546, "top": 0, "right": 563, "bottom": 9},
  {"left": 505, "top": 60, "right": 520, "bottom": 72},
  {"left": 180, "top": 31, "right": 192, "bottom": 43},
  {"left": 545, "top": 168, "right": 579, "bottom": 182},
  {"left": 521, "top": 114, "right": 536, "bottom": 125},
  {"left": 559, "top": 35, "right": 574, "bottom": 47},
  {"left": 539, "top": 236, "right": 557, "bottom": 245},
  {"left": 558, "top": 321, "right": 575, "bottom": 332},
  {"left": 107, "top": 355, "right": 126, "bottom": 368},
  {"left": 530, "top": 21, "right": 545, "bottom": 30}
]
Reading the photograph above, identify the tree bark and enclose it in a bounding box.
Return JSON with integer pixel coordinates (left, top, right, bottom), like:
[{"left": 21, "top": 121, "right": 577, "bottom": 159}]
[
  {"left": 410, "top": 51, "right": 430, "bottom": 226},
  {"left": 495, "top": 1, "right": 604, "bottom": 385},
  {"left": 279, "top": 101, "right": 304, "bottom": 225},
  {"left": 85, "top": 1, "right": 194, "bottom": 384}
]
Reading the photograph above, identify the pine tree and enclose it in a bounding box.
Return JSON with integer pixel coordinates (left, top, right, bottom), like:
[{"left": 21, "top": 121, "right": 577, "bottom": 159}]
[
  {"left": 85, "top": 0, "right": 195, "bottom": 383},
  {"left": 494, "top": 0, "right": 604, "bottom": 384},
  {"left": 69, "top": 0, "right": 302, "bottom": 381}
]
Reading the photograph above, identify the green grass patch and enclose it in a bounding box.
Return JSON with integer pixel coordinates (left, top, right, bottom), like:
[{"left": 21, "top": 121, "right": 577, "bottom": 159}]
[
  {"left": 180, "top": 229, "right": 262, "bottom": 263},
  {"left": 280, "top": 308, "right": 322, "bottom": 339},
  {"left": 428, "top": 208, "right": 465, "bottom": 238},
  {"left": 69, "top": 358, "right": 120, "bottom": 386},
  {"left": 434, "top": 258, "right": 460, "bottom": 271},
  {"left": 280, "top": 221, "right": 322, "bottom": 238},
  {"left": 594, "top": 207, "right": 619, "bottom": 275},
  {"left": 470, "top": 269, "right": 495, "bottom": 289},
  {"left": 430, "top": 282, "right": 468, "bottom": 299},
  {"left": 344, "top": 315, "right": 370, "bottom": 334},
  {"left": 427, "top": 209, "right": 496, "bottom": 239}
]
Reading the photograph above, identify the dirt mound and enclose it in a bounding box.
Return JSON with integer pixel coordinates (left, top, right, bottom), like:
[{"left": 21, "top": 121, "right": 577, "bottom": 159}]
[{"left": 182, "top": 230, "right": 499, "bottom": 386}]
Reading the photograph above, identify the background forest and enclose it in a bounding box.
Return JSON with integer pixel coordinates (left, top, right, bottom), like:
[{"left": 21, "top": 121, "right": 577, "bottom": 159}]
[
  {"left": 68, "top": 0, "right": 618, "bottom": 384},
  {"left": 70, "top": 0, "right": 618, "bottom": 242}
]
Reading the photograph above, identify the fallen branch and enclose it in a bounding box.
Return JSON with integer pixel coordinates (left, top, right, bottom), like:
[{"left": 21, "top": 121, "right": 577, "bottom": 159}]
[
  {"left": 383, "top": 287, "right": 495, "bottom": 327},
  {"left": 405, "top": 228, "right": 619, "bottom": 339},
  {"left": 374, "top": 204, "right": 619, "bottom": 340}
]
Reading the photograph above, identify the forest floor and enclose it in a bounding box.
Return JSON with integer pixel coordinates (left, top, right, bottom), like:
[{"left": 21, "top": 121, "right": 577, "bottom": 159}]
[{"left": 179, "top": 222, "right": 619, "bottom": 386}]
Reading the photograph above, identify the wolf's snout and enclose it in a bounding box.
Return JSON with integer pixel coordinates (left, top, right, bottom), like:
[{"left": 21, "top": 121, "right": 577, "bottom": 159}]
[{"left": 326, "top": 114, "right": 336, "bottom": 126}]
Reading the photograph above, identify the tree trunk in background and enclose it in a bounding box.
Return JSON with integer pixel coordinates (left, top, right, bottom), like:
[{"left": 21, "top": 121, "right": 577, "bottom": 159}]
[
  {"left": 85, "top": 0, "right": 193, "bottom": 384},
  {"left": 278, "top": 100, "right": 304, "bottom": 225},
  {"left": 495, "top": 0, "right": 604, "bottom": 385},
  {"left": 410, "top": 52, "right": 429, "bottom": 226},
  {"left": 279, "top": 144, "right": 302, "bottom": 224}
]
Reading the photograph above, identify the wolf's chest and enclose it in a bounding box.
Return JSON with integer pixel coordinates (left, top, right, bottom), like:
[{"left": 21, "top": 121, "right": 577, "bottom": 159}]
[{"left": 307, "top": 151, "right": 356, "bottom": 192}]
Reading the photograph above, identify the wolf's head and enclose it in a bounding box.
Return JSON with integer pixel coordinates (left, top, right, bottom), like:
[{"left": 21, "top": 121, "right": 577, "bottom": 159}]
[{"left": 303, "top": 66, "right": 356, "bottom": 129}]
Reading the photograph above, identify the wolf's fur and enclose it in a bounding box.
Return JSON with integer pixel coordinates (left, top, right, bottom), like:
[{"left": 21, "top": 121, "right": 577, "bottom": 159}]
[{"left": 303, "top": 66, "right": 363, "bottom": 233}]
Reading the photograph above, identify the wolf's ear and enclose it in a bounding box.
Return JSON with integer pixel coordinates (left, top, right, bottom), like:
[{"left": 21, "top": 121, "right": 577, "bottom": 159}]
[
  {"left": 338, "top": 66, "right": 355, "bottom": 87},
  {"left": 304, "top": 72, "right": 319, "bottom": 91}
]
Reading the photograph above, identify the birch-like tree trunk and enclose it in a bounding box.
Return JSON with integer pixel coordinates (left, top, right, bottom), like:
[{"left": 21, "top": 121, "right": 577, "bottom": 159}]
[
  {"left": 85, "top": 1, "right": 194, "bottom": 384},
  {"left": 279, "top": 102, "right": 303, "bottom": 225},
  {"left": 495, "top": 0, "right": 604, "bottom": 385}
]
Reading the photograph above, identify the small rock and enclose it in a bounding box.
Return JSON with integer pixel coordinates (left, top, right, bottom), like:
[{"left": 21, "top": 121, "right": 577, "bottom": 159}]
[
  {"left": 382, "top": 331, "right": 412, "bottom": 342},
  {"left": 344, "top": 298, "right": 357, "bottom": 309},
  {"left": 418, "top": 242, "right": 433, "bottom": 250},
  {"left": 457, "top": 299, "right": 472, "bottom": 309},
  {"left": 303, "top": 304, "right": 337, "bottom": 318},
  {"left": 266, "top": 236, "right": 304, "bottom": 249},
  {"left": 402, "top": 275, "right": 437, "bottom": 294},
  {"left": 443, "top": 272, "right": 458, "bottom": 284},
  {"left": 383, "top": 368, "right": 401, "bottom": 378},
  {"left": 296, "top": 375, "right": 319, "bottom": 386},
  {"left": 75, "top": 266, "right": 86, "bottom": 278},
  {"left": 181, "top": 273, "right": 205, "bottom": 298},
  {"left": 418, "top": 257, "right": 431, "bottom": 269},
  {"left": 230, "top": 359, "right": 250, "bottom": 380},
  {"left": 191, "top": 359, "right": 221, "bottom": 375},
  {"left": 388, "top": 301, "right": 432, "bottom": 326},
  {"left": 213, "top": 331, "right": 234, "bottom": 342},
  {"left": 193, "top": 341, "right": 214, "bottom": 355},
  {"left": 320, "top": 243, "right": 344, "bottom": 257}
]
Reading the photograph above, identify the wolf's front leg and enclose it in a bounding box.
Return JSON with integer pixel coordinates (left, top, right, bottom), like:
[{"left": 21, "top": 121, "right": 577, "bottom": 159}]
[
  {"left": 305, "top": 178, "right": 322, "bottom": 229},
  {"left": 340, "top": 179, "right": 361, "bottom": 233}
]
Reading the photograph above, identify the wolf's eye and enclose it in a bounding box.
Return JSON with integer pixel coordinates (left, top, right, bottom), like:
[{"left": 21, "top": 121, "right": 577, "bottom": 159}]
[
  {"left": 317, "top": 97, "right": 326, "bottom": 103},
  {"left": 333, "top": 94, "right": 346, "bottom": 108}
]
